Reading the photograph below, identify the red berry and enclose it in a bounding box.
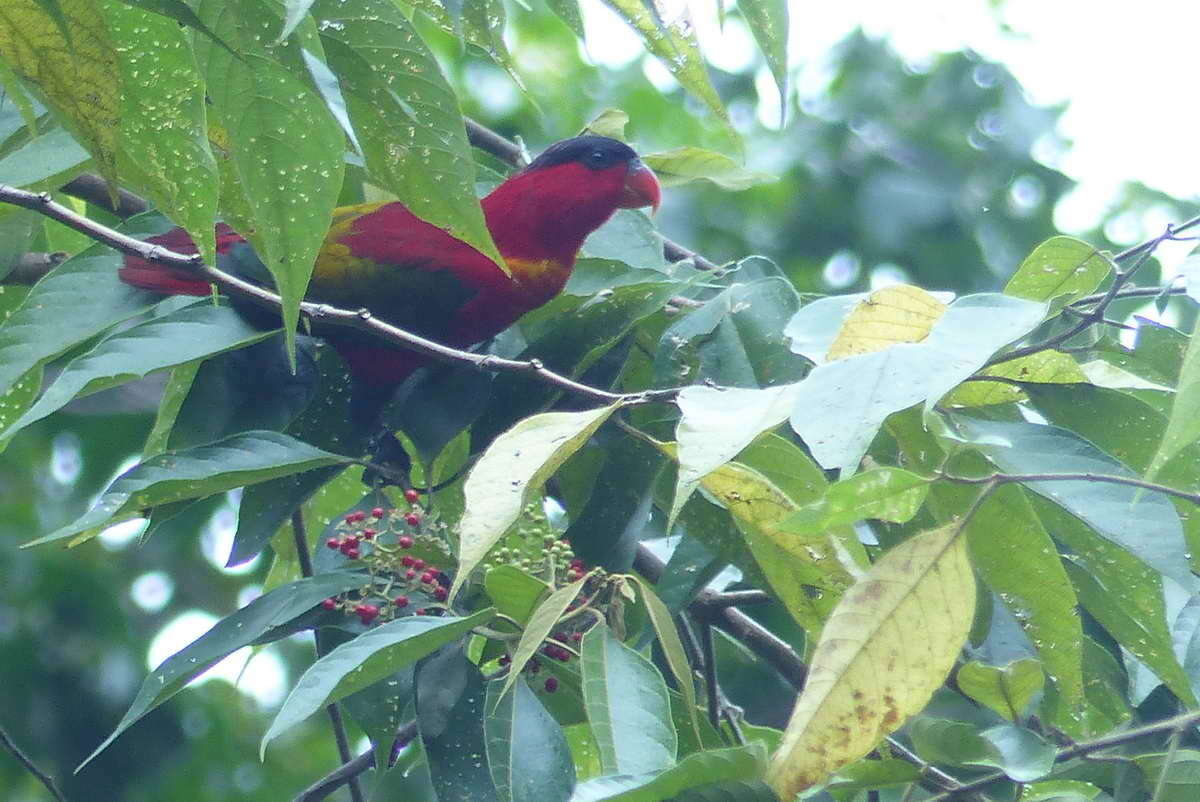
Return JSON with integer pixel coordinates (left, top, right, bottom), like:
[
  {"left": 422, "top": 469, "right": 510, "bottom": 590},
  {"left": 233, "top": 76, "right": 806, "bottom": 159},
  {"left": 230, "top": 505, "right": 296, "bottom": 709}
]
[
  {"left": 355, "top": 604, "right": 379, "bottom": 623},
  {"left": 433, "top": 587, "right": 448, "bottom": 602},
  {"left": 321, "top": 598, "right": 337, "bottom": 610},
  {"left": 398, "top": 536, "right": 414, "bottom": 549},
  {"left": 556, "top": 649, "right": 570, "bottom": 662},
  {"left": 404, "top": 489, "right": 420, "bottom": 504},
  {"left": 405, "top": 512, "right": 421, "bottom": 527},
  {"left": 362, "top": 528, "right": 376, "bottom": 539},
  {"left": 420, "top": 571, "right": 435, "bottom": 584},
  {"left": 544, "top": 677, "right": 558, "bottom": 693},
  {"left": 371, "top": 507, "right": 385, "bottom": 519},
  {"left": 393, "top": 595, "right": 409, "bottom": 608},
  {"left": 554, "top": 631, "right": 567, "bottom": 642},
  {"left": 415, "top": 608, "right": 426, "bottom": 615},
  {"left": 569, "top": 559, "right": 584, "bottom": 570},
  {"left": 401, "top": 555, "right": 415, "bottom": 567},
  {"left": 405, "top": 569, "right": 416, "bottom": 580},
  {"left": 412, "top": 559, "right": 425, "bottom": 571},
  {"left": 570, "top": 632, "right": 582, "bottom": 643},
  {"left": 326, "top": 538, "right": 341, "bottom": 550},
  {"left": 345, "top": 547, "right": 360, "bottom": 559}
]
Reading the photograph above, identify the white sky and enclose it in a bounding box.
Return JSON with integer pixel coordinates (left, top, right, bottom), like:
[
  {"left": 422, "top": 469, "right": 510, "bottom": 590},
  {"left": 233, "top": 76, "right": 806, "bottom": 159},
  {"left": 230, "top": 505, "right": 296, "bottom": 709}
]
[{"left": 581, "top": 0, "right": 1200, "bottom": 238}]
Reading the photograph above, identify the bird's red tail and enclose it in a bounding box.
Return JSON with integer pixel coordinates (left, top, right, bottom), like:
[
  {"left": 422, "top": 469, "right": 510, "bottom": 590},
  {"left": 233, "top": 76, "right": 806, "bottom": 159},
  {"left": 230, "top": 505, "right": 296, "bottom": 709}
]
[{"left": 118, "top": 223, "right": 243, "bottom": 296}]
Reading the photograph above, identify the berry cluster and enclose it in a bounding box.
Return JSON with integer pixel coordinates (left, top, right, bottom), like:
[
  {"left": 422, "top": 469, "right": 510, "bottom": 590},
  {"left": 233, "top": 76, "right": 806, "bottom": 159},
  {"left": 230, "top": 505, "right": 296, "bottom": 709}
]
[{"left": 318, "top": 489, "right": 454, "bottom": 626}]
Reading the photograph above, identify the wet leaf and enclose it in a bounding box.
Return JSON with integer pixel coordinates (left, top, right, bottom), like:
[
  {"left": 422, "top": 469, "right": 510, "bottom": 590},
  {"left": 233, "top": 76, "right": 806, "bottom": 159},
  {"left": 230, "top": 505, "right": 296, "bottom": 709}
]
[
  {"left": 0, "top": 0, "right": 121, "bottom": 188},
  {"left": 766, "top": 523, "right": 974, "bottom": 797},
  {"left": 452, "top": 403, "right": 619, "bottom": 601}
]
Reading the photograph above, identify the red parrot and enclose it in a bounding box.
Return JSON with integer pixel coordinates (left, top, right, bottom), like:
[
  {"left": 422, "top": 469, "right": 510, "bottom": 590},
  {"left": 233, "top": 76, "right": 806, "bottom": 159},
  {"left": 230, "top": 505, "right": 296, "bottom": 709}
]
[{"left": 119, "top": 135, "right": 661, "bottom": 413}]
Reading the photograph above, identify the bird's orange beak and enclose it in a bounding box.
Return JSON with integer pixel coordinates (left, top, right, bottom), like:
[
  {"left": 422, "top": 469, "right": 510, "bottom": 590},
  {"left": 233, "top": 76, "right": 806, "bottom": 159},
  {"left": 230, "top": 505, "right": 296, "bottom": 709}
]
[{"left": 619, "top": 160, "right": 661, "bottom": 214}]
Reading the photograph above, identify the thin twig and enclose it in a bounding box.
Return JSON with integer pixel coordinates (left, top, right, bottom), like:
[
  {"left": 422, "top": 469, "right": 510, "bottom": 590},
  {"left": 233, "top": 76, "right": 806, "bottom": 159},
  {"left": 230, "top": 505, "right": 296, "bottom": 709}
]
[
  {"left": 292, "top": 510, "right": 365, "bottom": 802},
  {"left": 292, "top": 720, "right": 419, "bottom": 802},
  {"left": 924, "top": 707, "right": 1200, "bottom": 802},
  {"left": 0, "top": 723, "right": 67, "bottom": 802},
  {"left": 0, "top": 183, "right": 684, "bottom": 408},
  {"left": 940, "top": 470, "right": 1200, "bottom": 506}
]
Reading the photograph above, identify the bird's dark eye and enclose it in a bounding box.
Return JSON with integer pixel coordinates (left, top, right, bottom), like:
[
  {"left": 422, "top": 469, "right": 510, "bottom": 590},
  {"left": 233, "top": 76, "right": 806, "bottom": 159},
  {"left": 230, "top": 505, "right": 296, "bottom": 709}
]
[{"left": 586, "top": 150, "right": 611, "bottom": 168}]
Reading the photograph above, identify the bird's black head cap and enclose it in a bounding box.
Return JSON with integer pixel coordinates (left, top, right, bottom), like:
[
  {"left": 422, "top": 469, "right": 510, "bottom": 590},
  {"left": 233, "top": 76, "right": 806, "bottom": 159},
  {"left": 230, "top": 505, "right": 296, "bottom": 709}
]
[{"left": 526, "top": 135, "right": 640, "bottom": 173}]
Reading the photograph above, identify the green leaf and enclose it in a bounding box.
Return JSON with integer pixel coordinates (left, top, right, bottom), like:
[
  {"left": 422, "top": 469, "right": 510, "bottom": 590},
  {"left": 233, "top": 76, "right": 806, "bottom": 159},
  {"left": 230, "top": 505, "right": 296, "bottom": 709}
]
[
  {"left": 1062, "top": 552, "right": 1195, "bottom": 706},
  {"left": 543, "top": 0, "right": 584, "bottom": 37},
  {"left": 737, "top": 0, "right": 787, "bottom": 116},
  {"left": 1017, "top": 780, "right": 1103, "bottom": 801},
  {"left": 580, "top": 623, "right": 677, "bottom": 775},
  {"left": 911, "top": 719, "right": 1055, "bottom": 782},
  {"left": 827, "top": 759, "right": 922, "bottom": 789},
  {"left": 790, "top": 293, "right": 1046, "bottom": 473},
  {"left": 0, "top": 364, "right": 39, "bottom": 439},
  {"left": 25, "top": 430, "right": 351, "bottom": 547},
  {"left": 194, "top": 0, "right": 345, "bottom": 364},
  {"left": 0, "top": 302, "right": 279, "bottom": 443},
  {"left": 962, "top": 485, "right": 1085, "bottom": 736},
  {"left": 485, "top": 677, "right": 575, "bottom": 802},
  {"left": 629, "top": 577, "right": 701, "bottom": 747},
  {"left": 119, "top": 0, "right": 233, "bottom": 52},
  {"left": 141, "top": 361, "right": 201, "bottom": 459},
  {"left": 452, "top": 403, "right": 620, "bottom": 601},
  {"left": 1146, "top": 319, "right": 1200, "bottom": 486},
  {"left": 944, "top": 351, "right": 1087, "bottom": 408},
  {"left": 948, "top": 415, "right": 1193, "bottom": 588},
  {"left": 0, "top": 214, "right": 169, "bottom": 397},
  {"left": 262, "top": 608, "right": 496, "bottom": 756},
  {"left": 0, "top": 0, "right": 121, "bottom": 188},
  {"left": 643, "top": 147, "right": 775, "bottom": 190},
  {"left": 80, "top": 571, "right": 365, "bottom": 769},
  {"left": 957, "top": 658, "right": 1045, "bottom": 721},
  {"left": 600, "top": 0, "right": 736, "bottom": 150},
  {"left": 655, "top": 276, "right": 804, "bottom": 389},
  {"left": 312, "top": 0, "right": 504, "bottom": 270},
  {"left": 780, "top": 467, "right": 930, "bottom": 535},
  {"left": 474, "top": 276, "right": 682, "bottom": 445},
  {"left": 0, "top": 124, "right": 88, "bottom": 187},
  {"left": 484, "top": 565, "right": 551, "bottom": 625},
  {"left": 1005, "top": 236, "right": 1114, "bottom": 312},
  {"left": 497, "top": 575, "right": 588, "bottom": 704},
  {"left": 419, "top": 656, "right": 502, "bottom": 802},
  {"left": 1134, "top": 749, "right": 1200, "bottom": 801},
  {"left": 570, "top": 744, "right": 766, "bottom": 802},
  {"left": 104, "top": 1, "right": 219, "bottom": 266},
  {"left": 582, "top": 211, "right": 668, "bottom": 270}
]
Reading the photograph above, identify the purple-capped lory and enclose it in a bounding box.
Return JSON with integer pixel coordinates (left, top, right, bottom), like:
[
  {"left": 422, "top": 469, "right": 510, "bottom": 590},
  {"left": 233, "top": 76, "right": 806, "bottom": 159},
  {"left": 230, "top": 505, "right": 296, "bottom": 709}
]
[{"left": 119, "top": 135, "right": 661, "bottom": 413}]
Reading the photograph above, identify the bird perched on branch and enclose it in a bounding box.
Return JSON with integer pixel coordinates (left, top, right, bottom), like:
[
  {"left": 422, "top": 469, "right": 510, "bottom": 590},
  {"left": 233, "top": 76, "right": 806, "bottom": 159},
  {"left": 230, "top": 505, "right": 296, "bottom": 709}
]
[{"left": 119, "top": 135, "right": 661, "bottom": 420}]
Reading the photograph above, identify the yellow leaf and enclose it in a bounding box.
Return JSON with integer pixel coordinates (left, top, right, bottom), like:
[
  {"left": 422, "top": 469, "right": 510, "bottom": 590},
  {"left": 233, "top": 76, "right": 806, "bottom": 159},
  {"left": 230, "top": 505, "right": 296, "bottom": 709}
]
[
  {"left": 700, "top": 461, "right": 863, "bottom": 635},
  {"left": 766, "top": 522, "right": 975, "bottom": 797},
  {"left": 826, "top": 285, "right": 947, "bottom": 361},
  {"left": 944, "top": 351, "right": 1087, "bottom": 407},
  {"left": 0, "top": 0, "right": 120, "bottom": 188}
]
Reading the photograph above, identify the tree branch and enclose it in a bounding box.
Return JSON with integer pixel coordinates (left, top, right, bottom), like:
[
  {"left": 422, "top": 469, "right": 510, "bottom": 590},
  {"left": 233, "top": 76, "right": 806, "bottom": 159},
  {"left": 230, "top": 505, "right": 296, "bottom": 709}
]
[
  {"left": 4, "top": 251, "right": 68, "bottom": 284},
  {"left": 924, "top": 707, "right": 1200, "bottom": 802},
  {"left": 0, "top": 722, "right": 66, "bottom": 802},
  {"left": 291, "top": 511, "right": 365, "bottom": 802},
  {"left": 0, "top": 183, "right": 684, "bottom": 408},
  {"left": 941, "top": 470, "right": 1200, "bottom": 506},
  {"left": 60, "top": 174, "right": 148, "bottom": 218},
  {"left": 293, "top": 720, "right": 419, "bottom": 802}
]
